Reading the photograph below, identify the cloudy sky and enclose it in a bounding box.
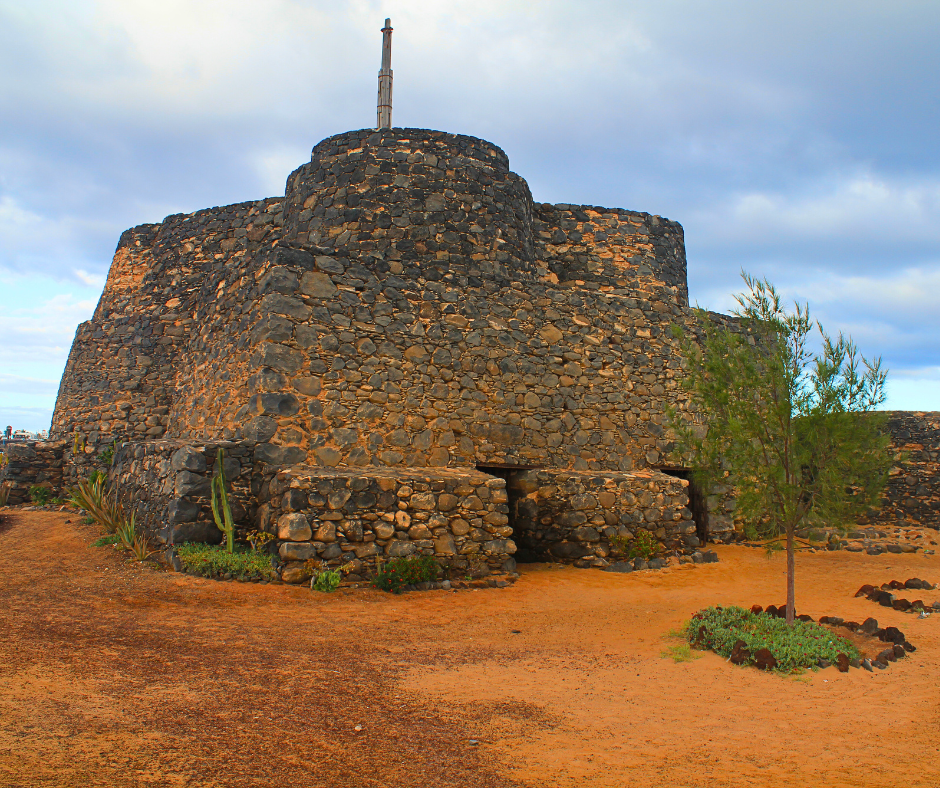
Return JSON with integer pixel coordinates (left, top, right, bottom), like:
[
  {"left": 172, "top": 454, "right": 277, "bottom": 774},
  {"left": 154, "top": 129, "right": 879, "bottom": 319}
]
[{"left": 2, "top": 0, "right": 939, "bottom": 431}]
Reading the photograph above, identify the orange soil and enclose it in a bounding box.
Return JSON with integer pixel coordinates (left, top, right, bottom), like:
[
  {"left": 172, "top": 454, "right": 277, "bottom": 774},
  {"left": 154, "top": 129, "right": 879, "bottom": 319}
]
[{"left": 0, "top": 510, "right": 938, "bottom": 788}]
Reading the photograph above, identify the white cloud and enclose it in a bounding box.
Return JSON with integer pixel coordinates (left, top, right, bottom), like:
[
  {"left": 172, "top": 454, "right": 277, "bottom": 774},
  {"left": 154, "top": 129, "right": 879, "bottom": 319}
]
[
  {"left": 883, "top": 366, "right": 940, "bottom": 411},
  {"left": 690, "top": 172, "right": 940, "bottom": 256}
]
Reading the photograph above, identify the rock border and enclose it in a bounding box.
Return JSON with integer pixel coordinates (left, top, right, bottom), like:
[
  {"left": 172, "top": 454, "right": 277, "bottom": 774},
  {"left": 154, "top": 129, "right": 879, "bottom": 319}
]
[
  {"left": 692, "top": 604, "right": 918, "bottom": 673},
  {"left": 853, "top": 578, "right": 939, "bottom": 613}
]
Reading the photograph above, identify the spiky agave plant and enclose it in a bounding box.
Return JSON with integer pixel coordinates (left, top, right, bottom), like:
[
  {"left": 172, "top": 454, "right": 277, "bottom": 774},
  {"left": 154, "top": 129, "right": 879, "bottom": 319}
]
[
  {"left": 211, "top": 448, "right": 235, "bottom": 553},
  {"left": 116, "top": 512, "right": 137, "bottom": 550}
]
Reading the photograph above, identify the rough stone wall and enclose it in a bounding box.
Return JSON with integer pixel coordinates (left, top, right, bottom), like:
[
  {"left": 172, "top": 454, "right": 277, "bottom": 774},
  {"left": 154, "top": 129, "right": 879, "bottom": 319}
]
[
  {"left": 0, "top": 441, "right": 66, "bottom": 505},
  {"left": 51, "top": 197, "right": 283, "bottom": 447},
  {"left": 868, "top": 412, "right": 940, "bottom": 527},
  {"left": 532, "top": 204, "right": 688, "bottom": 303},
  {"left": 109, "top": 440, "right": 254, "bottom": 544},
  {"left": 234, "top": 242, "right": 691, "bottom": 471},
  {"left": 282, "top": 128, "right": 539, "bottom": 278},
  {"left": 169, "top": 200, "right": 285, "bottom": 440},
  {"left": 510, "top": 469, "right": 695, "bottom": 566},
  {"left": 256, "top": 466, "right": 513, "bottom": 582}
]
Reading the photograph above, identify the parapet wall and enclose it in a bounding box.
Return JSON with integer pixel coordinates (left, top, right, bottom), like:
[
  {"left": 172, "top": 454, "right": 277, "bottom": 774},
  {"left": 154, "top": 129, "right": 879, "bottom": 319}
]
[{"left": 51, "top": 197, "right": 284, "bottom": 448}]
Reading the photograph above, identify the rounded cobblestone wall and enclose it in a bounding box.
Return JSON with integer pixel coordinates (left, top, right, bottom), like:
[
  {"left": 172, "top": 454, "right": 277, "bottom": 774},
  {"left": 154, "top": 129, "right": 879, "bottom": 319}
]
[{"left": 282, "top": 127, "right": 539, "bottom": 278}]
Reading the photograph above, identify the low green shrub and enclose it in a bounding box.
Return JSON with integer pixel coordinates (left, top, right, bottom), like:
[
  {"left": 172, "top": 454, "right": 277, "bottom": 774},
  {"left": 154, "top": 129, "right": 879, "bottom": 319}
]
[
  {"left": 610, "top": 530, "right": 659, "bottom": 560},
  {"left": 311, "top": 569, "right": 342, "bottom": 592},
  {"left": 177, "top": 542, "right": 274, "bottom": 580},
  {"left": 29, "top": 485, "right": 53, "bottom": 506},
  {"left": 372, "top": 555, "right": 441, "bottom": 593},
  {"left": 688, "top": 605, "right": 861, "bottom": 672},
  {"left": 92, "top": 534, "right": 121, "bottom": 547}
]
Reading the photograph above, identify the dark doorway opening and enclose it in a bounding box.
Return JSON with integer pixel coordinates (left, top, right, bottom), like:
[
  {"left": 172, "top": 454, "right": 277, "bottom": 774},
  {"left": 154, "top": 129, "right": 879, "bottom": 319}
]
[
  {"left": 659, "top": 467, "right": 710, "bottom": 545},
  {"left": 476, "top": 463, "right": 540, "bottom": 563}
]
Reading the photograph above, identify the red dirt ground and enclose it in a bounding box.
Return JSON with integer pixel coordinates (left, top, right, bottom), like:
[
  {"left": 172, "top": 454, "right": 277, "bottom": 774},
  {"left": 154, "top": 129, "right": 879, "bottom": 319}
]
[{"left": 1, "top": 510, "right": 938, "bottom": 788}]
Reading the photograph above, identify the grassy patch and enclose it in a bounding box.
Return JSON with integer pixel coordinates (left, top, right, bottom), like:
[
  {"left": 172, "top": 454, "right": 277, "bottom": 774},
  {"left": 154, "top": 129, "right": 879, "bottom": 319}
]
[
  {"left": 92, "top": 534, "right": 121, "bottom": 547},
  {"left": 662, "top": 624, "right": 690, "bottom": 640},
  {"left": 688, "top": 605, "right": 861, "bottom": 672},
  {"left": 177, "top": 543, "right": 275, "bottom": 580},
  {"left": 661, "top": 643, "right": 700, "bottom": 663}
]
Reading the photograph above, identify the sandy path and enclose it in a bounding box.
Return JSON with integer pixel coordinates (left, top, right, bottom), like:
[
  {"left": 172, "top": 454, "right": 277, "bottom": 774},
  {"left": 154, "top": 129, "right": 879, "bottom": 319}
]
[{"left": 0, "top": 511, "right": 938, "bottom": 787}]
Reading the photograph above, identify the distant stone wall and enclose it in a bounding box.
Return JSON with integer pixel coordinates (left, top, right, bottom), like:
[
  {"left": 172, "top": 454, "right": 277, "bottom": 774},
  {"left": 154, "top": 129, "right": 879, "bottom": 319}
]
[
  {"left": 256, "top": 465, "right": 515, "bottom": 583},
  {"left": 0, "top": 441, "right": 66, "bottom": 504},
  {"left": 509, "top": 469, "right": 698, "bottom": 566},
  {"left": 868, "top": 412, "right": 940, "bottom": 528}
]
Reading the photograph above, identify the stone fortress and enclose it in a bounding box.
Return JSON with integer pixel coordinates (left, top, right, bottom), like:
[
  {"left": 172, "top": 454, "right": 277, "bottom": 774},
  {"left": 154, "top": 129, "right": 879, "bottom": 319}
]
[{"left": 2, "top": 22, "right": 937, "bottom": 580}]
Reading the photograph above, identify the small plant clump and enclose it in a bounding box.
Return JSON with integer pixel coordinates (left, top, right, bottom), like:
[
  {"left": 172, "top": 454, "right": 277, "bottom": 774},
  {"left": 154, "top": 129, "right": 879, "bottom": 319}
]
[
  {"left": 610, "top": 529, "right": 659, "bottom": 560},
  {"left": 97, "top": 440, "right": 118, "bottom": 467},
  {"left": 688, "top": 605, "right": 861, "bottom": 672},
  {"left": 177, "top": 543, "right": 275, "bottom": 581},
  {"left": 29, "top": 485, "right": 53, "bottom": 506},
  {"left": 0, "top": 481, "right": 11, "bottom": 507},
  {"left": 92, "top": 534, "right": 121, "bottom": 547},
  {"left": 372, "top": 555, "right": 441, "bottom": 593},
  {"left": 246, "top": 529, "right": 274, "bottom": 552},
  {"left": 311, "top": 569, "right": 342, "bottom": 592}
]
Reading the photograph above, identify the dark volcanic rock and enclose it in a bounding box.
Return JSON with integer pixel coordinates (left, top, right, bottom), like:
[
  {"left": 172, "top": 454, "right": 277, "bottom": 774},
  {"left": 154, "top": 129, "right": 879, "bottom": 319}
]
[
  {"left": 729, "top": 639, "right": 750, "bottom": 665},
  {"left": 753, "top": 648, "right": 777, "bottom": 671}
]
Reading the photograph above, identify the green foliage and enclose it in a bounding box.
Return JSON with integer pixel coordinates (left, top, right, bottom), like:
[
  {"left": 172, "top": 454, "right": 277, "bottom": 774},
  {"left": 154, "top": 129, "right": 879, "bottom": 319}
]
[
  {"left": 176, "top": 542, "right": 275, "bottom": 580},
  {"left": 29, "top": 485, "right": 53, "bottom": 506},
  {"left": 116, "top": 513, "right": 137, "bottom": 550},
  {"left": 688, "top": 606, "right": 861, "bottom": 672},
  {"left": 210, "top": 449, "right": 235, "bottom": 554},
  {"left": 129, "top": 532, "right": 152, "bottom": 562},
  {"left": 69, "top": 472, "right": 124, "bottom": 534},
  {"left": 91, "top": 534, "right": 121, "bottom": 547},
  {"left": 372, "top": 555, "right": 441, "bottom": 593},
  {"left": 669, "top": 273, "right": 892, "bottom": 621},
  {"left": 610, "top": 530, "right": 659, "bottom": 560},
  {"left": 97, "top": 440, "right": 117, "bottom": 467},
  {"left": 246, "top": 529, "right": 274, "bottom": 552},
  {"left": 631, "top": 530, "right": 658, "bottom": 559},
  {"left": 311, "top": 569, "right": 342, "bottom": 592}
]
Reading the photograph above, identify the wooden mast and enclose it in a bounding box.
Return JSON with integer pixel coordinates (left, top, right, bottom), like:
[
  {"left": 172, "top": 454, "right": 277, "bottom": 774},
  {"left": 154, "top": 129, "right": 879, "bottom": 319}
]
[{"left": 376, "top": 18, "right": 393, "bottom": 129}]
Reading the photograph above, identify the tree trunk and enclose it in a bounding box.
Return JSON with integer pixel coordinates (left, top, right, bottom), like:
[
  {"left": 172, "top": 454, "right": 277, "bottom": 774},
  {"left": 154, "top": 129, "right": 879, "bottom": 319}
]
[{"left": 786, "top": 525, "right": 795, "bottom": 625}]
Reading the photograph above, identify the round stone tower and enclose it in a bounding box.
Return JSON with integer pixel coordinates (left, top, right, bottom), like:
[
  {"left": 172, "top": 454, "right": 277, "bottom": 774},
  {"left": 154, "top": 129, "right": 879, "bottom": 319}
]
[{"left": 281, "top": 127, "right": 539, "bottom": 278}]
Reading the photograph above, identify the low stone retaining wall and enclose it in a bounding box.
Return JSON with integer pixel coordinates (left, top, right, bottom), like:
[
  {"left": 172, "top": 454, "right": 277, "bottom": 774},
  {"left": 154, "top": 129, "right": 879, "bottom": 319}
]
[
  {"left": 0, "top": 441, "right": 66, "bottom": 504},
  {"left": 509, "top": 468, "right": 695, "bottom": 567},
  {"left": 255, "top": 466, "right": 515, "bottom": 583},
  {"left": 110, "top": 440, "right": 254, "bottom": 544}
]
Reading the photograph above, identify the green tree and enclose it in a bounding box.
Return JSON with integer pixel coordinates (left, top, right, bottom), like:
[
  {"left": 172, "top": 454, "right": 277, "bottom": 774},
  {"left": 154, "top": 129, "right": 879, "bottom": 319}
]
[{"left": 669, "top": 273, "right": 892, "bottom": 624}]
